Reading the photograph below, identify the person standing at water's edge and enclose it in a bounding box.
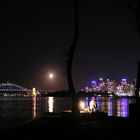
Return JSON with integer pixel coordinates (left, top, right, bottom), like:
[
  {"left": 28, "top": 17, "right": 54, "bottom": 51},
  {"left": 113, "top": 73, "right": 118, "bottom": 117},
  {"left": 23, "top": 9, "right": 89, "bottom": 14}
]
[{"left": 89, "top": 98, "right": 97, "bottom": 112}]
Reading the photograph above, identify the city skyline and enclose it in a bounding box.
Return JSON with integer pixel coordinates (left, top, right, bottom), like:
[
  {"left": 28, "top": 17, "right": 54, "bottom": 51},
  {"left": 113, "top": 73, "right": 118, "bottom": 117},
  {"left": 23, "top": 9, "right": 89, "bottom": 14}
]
[
  {"left": 83, "top": 77, "right": 135, "bottom": 96},
  {"left": 0, "top": 76, "right": 137, "bottom": 91},
  {"left": 0, "top": 78, "right": 136, "bottom": 96},
  {"left": 0, "top": 0, "right": 140, "bottom": 90}
]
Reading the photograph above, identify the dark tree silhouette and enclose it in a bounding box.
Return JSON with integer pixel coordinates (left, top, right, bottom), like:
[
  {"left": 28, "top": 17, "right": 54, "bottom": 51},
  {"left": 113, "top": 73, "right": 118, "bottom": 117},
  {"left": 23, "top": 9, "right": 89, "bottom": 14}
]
[
  {"left": 122, "top": 0, "right": 140, "bottom": 34},
  {"left": 66, "top": 0, "right": 80, "bottom": 116},
  {"left": 136, "top": 0, "right": 140, "bottom": 34},
  {"left": 122, "top": 0, "right": 140, "bottom": 103},
  {"left": 135, "top": 62, "right": 140, "bottom": 103}
]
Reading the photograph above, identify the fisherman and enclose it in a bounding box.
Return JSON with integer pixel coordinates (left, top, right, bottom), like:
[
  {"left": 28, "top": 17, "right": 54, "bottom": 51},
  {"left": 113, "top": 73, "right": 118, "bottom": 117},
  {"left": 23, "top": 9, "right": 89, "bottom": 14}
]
[{"left": 89, "top": 98, "right": 96, "bottom": 112}]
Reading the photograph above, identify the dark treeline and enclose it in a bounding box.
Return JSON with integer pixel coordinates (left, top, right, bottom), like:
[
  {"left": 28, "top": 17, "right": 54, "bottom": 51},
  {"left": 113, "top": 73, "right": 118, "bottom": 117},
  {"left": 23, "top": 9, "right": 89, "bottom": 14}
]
[{"left": 40, "top": 90, "right": 124, "bottom": 97}]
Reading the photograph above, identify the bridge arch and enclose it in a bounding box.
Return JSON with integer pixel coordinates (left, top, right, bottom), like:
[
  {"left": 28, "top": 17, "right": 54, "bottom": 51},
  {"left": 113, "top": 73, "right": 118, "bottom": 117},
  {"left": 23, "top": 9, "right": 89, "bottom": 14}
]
[{"left": 0, "top": 82, "right": 29, "bottom": 92}]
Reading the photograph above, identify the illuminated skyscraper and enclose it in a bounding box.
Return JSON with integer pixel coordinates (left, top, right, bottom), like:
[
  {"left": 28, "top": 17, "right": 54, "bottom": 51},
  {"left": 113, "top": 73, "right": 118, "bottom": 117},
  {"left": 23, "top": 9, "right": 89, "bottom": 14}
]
[{"left": 91, "top": 80, "right": 97, "bottom": 92}]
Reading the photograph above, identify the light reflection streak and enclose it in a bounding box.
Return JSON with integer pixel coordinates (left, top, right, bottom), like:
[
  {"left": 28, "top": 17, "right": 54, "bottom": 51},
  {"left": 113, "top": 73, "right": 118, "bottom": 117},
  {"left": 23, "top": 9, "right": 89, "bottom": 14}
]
[
  {"left": 117, "top": 98, "right": 128, "bottom": 117},
  {"left": 48, "top": 97, "right": 54, "bottom": 112},
  {"left": 32, "top": 96, "right": 36, "bottom": 118},
  {"left": 96, "top": 96, "right": 100, "bottom": 111},
  {"left": 117, "top": 98, "right": 121, "bottom": 117},
  {"left": 85, "top": 97, "right": 89, "bottom": 108},
  {"left": 108, "top": 97, "right": 113, "bottom": 116},
  {"left": 121, "top": 98, "right": 128, "bottom": 117}
]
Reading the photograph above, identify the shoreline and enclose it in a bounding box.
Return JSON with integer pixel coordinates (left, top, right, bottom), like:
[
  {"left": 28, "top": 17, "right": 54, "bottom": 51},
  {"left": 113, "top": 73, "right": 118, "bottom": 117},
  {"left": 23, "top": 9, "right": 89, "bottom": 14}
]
[{"left": 0, "top": 113, "right": 135, "bottom": 140}]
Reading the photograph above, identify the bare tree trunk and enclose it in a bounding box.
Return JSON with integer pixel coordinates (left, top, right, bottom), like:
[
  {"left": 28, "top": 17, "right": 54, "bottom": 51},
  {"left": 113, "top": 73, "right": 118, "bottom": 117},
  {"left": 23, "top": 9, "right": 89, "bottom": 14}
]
[
  {"left": 136, "top": 0, "right": 140, "bottom": 34},
  {"left": 135, "top": 61, "right": 140, "bottom": 104},
  {"left": 134, "top": 0, "right": 140, "bottom": 103},
  {"left": 66, "top": 0, "right": 79, "bottom": 117}
]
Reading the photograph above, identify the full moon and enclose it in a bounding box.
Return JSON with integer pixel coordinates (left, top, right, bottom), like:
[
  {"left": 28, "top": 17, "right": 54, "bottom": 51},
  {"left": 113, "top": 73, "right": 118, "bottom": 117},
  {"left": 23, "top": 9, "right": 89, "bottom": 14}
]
[{"left": 49, "top": 73, "right": 54, "bottom": 79}]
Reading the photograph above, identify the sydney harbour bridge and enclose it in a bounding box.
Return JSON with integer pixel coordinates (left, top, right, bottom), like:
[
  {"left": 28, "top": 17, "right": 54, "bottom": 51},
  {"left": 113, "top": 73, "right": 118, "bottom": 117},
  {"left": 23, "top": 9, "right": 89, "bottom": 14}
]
[
  {"left": 0, "top": 81, "right": 48, "bottom": 96},
  {"left": 0, "top": 81, "right": 31, "bottom": 96},
  {"left": 0, "top": 82, "right": 29, "bottom": 92}
]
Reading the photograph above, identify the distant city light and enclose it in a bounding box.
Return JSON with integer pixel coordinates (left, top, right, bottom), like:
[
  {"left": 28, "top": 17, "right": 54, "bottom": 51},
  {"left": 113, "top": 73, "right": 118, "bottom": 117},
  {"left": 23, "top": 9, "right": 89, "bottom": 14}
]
[
  {"left": 32, "top": 87, "right": 36, "bottom": 96},
  {"left": 107, "top": 79, "right": 109, "bottom": 81},
  {"left": 99, "top": 78, "right": 103, "bottom": 81},
  {"left": 84, "top": 77, "right": 136, "bottom": 97},
  {"left": 92, "top": 80, "right": 96, "bottom": 84},
  {"left": 122, "top": 78, "right": 127, "bottom": 81}
]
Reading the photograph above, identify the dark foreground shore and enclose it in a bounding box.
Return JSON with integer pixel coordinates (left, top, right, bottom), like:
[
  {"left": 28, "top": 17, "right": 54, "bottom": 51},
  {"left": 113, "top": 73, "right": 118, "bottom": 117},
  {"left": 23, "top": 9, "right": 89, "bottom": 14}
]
[{"left": 0, "top": 112, "right": 139, "bottom": 140}]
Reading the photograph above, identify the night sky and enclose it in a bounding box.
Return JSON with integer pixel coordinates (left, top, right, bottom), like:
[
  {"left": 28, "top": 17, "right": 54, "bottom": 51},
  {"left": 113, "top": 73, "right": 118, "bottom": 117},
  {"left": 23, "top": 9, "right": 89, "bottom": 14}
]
[{"left": 0, "top": 0, "right": 140, "bottom": 90}]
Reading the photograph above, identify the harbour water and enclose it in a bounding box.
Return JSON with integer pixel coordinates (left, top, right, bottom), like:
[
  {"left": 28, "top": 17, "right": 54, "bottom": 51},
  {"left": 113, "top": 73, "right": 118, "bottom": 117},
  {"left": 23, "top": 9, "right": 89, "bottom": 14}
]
[
  {"left": 0, "top": 96, "right": 136, "bottom": 120},
  {"left": 0, "top": 96, "right": 136, "bottom": 130}
]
